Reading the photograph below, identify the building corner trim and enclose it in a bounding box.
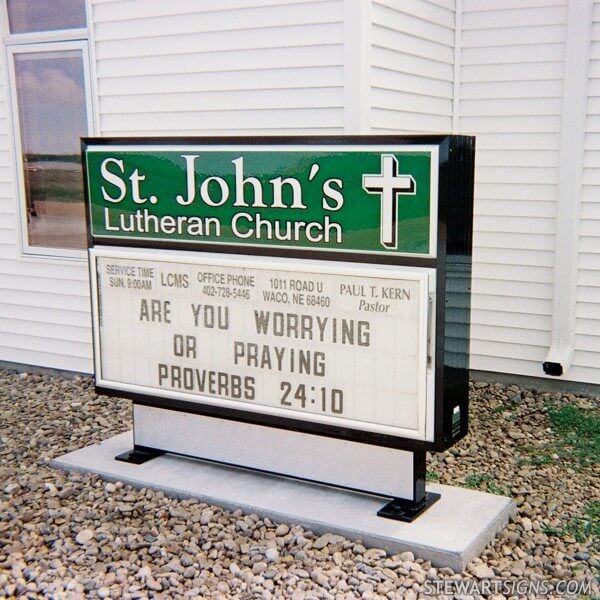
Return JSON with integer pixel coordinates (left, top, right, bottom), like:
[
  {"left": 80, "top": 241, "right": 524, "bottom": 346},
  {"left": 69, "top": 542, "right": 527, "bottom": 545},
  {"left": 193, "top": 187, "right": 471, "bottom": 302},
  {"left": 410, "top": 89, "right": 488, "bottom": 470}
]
[{"left": 343, "top": 0, "right": 371, "bottom": 133}]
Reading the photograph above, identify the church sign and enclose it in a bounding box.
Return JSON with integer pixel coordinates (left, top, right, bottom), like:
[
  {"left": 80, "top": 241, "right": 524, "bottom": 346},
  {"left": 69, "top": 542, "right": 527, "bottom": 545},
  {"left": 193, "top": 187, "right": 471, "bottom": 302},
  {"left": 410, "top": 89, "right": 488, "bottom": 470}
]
[
  {"left": 85, "top": 144, "right": 437, "bottom": 256},
  {"left": 83, "top": 136, "right": 475, "bottom": 519}
]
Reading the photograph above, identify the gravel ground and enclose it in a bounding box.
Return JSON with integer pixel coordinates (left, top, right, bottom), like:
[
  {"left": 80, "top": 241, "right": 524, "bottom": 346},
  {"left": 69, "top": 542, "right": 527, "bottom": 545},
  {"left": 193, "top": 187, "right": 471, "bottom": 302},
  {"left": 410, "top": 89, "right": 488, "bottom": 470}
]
[{"left": 0, "top": 368, "right": 598, "bottom": 599}]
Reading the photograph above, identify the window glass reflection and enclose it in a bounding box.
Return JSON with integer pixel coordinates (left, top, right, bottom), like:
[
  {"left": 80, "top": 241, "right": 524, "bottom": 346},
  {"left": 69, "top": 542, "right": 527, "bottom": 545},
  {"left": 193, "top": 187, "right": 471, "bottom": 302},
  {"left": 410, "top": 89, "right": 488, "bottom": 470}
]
[
  {"left": 7, "top": 0, "right": 86, "bottom": 34},
  {"left": 14, "top": 51, "right": 88, "bottom": 249}
]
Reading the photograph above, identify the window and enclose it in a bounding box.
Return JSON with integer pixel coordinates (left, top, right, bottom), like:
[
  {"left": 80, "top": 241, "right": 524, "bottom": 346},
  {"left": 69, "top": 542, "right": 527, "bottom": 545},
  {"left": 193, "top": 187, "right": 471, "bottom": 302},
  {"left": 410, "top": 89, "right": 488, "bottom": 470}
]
[
  {"left": 7, "top": 0, "right": 86, "bottom": 34},
  {"left": 4, "top": 0, "right": 94, "bottom": 255}
]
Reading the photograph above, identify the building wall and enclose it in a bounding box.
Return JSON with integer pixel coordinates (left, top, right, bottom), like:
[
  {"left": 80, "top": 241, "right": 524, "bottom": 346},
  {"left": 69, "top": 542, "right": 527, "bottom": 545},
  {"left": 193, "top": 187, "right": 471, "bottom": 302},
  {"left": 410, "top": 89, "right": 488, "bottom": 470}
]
[
  {"left": 0, "top": 0, "right": 346, "bottom": 373},
  {"left": 92, "top": 0, "right": 346, "bottom": 136},
  {"left": 575, "top": 0, "right": 600, "bottom": 380},
  {"left": 370, "top": 0, "right": 455, "bottom": 133},
  {"left": 1, "top": 0, "right": 599, "bottom": 386},
  {"left": 458, "top": 0, "right": 568, "bottom": 379},
  {"left": 0, "top": 45, "right": 93, "bottom": 373}
]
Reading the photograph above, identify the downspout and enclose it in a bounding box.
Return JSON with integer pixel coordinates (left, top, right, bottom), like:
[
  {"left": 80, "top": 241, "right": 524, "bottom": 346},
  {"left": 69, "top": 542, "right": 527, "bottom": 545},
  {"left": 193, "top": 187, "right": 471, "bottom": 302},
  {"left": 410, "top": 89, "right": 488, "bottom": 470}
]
[{"left": 543, "top": 0, "right": 593, "bottom": 376}]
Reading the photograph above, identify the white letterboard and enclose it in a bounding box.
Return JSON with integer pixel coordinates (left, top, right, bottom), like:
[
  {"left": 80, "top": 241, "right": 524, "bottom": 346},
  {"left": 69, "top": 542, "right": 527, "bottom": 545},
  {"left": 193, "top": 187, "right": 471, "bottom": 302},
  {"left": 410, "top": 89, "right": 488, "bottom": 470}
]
[{"left": 90, "top": 247, "right": 436, "bottom": 442}]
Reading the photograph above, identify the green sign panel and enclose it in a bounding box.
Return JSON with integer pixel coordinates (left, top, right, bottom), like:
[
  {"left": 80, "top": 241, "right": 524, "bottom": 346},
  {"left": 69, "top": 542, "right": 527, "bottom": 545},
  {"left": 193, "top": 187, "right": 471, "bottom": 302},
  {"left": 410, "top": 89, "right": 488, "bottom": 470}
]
[{"left": 84, "top": 144, "right": 438, "bottom": 256}]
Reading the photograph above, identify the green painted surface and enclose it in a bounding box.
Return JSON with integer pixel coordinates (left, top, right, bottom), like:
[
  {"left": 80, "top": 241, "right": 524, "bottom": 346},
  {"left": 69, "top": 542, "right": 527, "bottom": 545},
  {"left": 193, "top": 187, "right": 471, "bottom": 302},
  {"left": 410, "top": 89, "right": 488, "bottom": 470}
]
[{"left": 85, "top": 146, "right": 435, "bottom": 255}]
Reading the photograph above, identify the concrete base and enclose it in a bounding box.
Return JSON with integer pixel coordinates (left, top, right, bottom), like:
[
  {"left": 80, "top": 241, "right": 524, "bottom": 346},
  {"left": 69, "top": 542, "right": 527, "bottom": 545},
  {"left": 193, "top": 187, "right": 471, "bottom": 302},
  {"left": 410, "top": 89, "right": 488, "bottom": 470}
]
[{"left": 52, "top": 432, "right": 515, "bottom": 571}]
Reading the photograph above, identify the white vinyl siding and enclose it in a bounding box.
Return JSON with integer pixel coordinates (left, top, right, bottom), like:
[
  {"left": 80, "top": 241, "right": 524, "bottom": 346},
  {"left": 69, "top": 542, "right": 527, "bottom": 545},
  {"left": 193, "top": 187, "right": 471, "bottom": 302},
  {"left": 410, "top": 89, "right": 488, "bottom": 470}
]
[
  {"left": 370, "top": 0, "right": 455, "bottom": 133},
  {"left": 91, "top": 0, "right": 346, "bottom": 136},
  {"left": 0, "top": 0, "right": 345, "bottom": 373},
  {"left": 459, "top": 0, "right": 567, "bottom": 378},
  {"left": 1, "top": 0, "right": 600, "bottom": 386},
  {"left": 574, "top": 0, "right": 600, "bottom": 383},
  {"left": 0, "top": 44, "right": 93, "bottom": 372}
]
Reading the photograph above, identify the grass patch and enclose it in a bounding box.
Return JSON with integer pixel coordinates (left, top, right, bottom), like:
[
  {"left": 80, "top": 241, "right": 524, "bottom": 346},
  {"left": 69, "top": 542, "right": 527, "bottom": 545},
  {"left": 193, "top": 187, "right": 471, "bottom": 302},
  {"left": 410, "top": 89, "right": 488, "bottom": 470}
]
[
  {"left": 518, "top": 403, "right": 599, "bottom": 470},
  {"left": 565, "top": 502, "right": 600, "bottom": 545},
  {"left": 543, "top": 501, "right": 600, "bottom": 549},
  {"left": 529, "top": 452, "right": 553, "bottom": 467},
  {"left": 547, "top": 405, "right": 600, "bottom": 467},
  {"left": 463, "top": 472, "right": 507, "bottom": 495},
  {"left": 426, "top": 469, "right": 439, "bottom": 482},
  {"left": 465, "top": 473, "right": 491, "bottom": 489},
  {"left": 486, "top": 481, "right": 507, "bottom": 496}
]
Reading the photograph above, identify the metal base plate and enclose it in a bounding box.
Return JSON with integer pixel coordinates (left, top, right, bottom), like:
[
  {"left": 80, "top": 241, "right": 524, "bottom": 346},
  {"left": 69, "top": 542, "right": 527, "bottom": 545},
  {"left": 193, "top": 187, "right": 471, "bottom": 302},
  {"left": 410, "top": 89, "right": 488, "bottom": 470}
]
[
  {"left": 115, "top": 447, "right": 165, "bottom": 465},
  {"left": 377, "top": 492, "right": 441, "bottom": 522}
]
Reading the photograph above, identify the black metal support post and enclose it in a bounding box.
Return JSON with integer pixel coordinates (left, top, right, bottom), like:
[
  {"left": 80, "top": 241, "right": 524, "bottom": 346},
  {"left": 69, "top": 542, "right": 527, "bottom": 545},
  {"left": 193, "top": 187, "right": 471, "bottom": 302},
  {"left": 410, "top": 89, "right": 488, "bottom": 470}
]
[
  {"left": 377, "top": 451, "right": 440, "bottom": 522},
  {"left": 115, "top": 445, "right": 165, "bottom": 465}
]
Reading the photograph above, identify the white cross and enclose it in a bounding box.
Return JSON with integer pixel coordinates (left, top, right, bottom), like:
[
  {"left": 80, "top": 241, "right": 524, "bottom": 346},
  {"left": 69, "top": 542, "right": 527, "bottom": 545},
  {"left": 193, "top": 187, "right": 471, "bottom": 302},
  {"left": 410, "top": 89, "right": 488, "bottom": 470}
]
[{"left": 362, "top": 154, "right": 416, "bottom": 249}]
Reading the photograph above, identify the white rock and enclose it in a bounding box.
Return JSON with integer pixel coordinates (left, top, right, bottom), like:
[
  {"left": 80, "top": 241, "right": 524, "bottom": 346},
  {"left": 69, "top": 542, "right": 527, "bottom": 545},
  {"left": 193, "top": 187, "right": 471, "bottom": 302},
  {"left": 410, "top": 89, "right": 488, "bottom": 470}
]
[
  {"left": 136, "top": 566, "right": 151, "bottom": 580},
  {"left": 66, "top": 580, "right": 83, "bottom": 592},
  {"left": 470, "top": 563, "right": 495, "bottom": 578},
  {"left": 75, "top": 529, "right": 94, "bottom": 545},
  {"left": 265, "top": 547, "right": 279, "bottom": 562},
  {"left": 364, "top": 548, "right": 386, "bottom": 560},
  {"left": 252, "top": 561, "right": 267, "bottom": 575},
  {"left": 200, "top": 511, "right": 214, "bottom": 525},
  {"left": 310, "top": 568, "right": 329, "bottom": 586},
  {"left": 521, "top": 517, "right": 533, "bottom": 532},
  {"left": 410, "top": 570, "right": 425, "bottom": 584},
  {"left": 217, "top": 581, "right": 230, "bottom": 594},
  {"left": 313, "top": 533, "right": 345, "bottom": 549},
  {"left": 403, "top": 590, "right": 417, "bottom": 600},
  {"left": 3, "top": 482, "right": 20, "bottom": 495},
  {"left": 146, "top": 577, "right": 162, "bottom": 591}
]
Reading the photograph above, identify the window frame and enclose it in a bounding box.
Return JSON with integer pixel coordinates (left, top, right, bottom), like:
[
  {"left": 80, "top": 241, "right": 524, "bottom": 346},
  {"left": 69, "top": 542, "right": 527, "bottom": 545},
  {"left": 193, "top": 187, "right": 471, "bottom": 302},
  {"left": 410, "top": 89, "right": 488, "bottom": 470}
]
[{"left": 2, "top": 2, "right": 96, "bottom": 260}]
